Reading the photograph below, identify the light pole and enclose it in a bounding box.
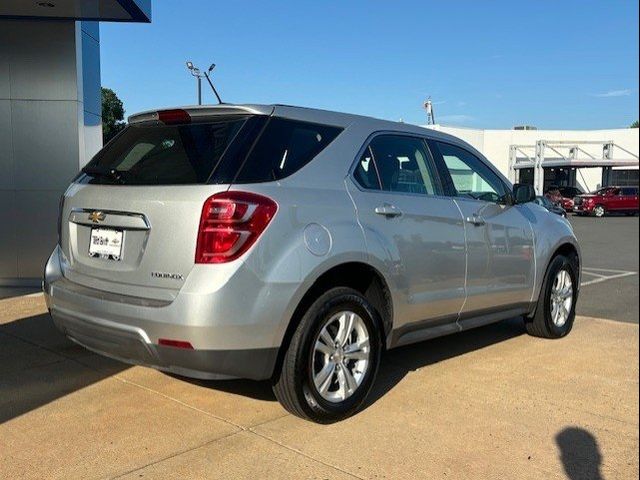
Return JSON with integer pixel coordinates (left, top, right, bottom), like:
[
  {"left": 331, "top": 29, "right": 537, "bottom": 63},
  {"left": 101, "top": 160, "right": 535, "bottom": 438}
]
[
  {"left": 423, "top": 97, "right": 436, "bottom": 125},
  {"left": 186, "top": 61, "right": 223, "bottom": 105},
  {"left": 186, "top": 61, "right": 203, "bottom": 105}
]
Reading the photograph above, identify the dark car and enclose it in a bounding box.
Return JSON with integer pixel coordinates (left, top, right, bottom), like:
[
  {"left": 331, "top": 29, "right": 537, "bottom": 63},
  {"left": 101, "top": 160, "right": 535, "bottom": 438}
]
[
  {"left": 544, "top": 186, "right": 563, "bottom": 205},
  {"left": 558, "top": 186, "right": 584, "bottom": 212},
  {"left": 574, "top": 186, "right": 640, "bottom": 217},
  {"left": 545, "top": 186, "right": 584, "bottom": 212},
  {"left": 535, "top": 196, "right": 567, "bottom": 217}
]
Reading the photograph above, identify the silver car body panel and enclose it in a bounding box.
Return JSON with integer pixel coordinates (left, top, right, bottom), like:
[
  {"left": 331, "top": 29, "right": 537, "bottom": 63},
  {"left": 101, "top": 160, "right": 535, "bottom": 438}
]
[{"left": 44, "top": 103, "right": 581, "bottom": 380}]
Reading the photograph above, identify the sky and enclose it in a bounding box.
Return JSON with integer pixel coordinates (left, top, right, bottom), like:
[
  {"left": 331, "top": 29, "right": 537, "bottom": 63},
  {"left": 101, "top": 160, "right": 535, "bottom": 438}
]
[{"left": 101, "top": 0, "right": 639, "bottom": 130}]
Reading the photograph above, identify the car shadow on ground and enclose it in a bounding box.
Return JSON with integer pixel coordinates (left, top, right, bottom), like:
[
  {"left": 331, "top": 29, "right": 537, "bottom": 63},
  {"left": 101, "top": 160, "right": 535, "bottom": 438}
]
[
  {"left": 174, "top": 375, "right": 277, "bottom": 402},
  {"left": 1, "top": 312, "right": 526, "bottom": 422},
  {"left": 364, "top": 317, "right": 526, "bottom": 409},
  {"left": 0, "top": 313, "right": 130, "bottom": 424},
  {"left": 182, "top": 317, "right": 527, "bottom": 409}
]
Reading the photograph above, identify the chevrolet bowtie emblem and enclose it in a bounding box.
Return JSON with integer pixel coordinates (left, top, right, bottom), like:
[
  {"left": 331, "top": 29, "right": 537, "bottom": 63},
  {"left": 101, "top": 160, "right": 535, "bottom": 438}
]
[{"left": 88, "top": 211, "right": 106, "bottom": 223}]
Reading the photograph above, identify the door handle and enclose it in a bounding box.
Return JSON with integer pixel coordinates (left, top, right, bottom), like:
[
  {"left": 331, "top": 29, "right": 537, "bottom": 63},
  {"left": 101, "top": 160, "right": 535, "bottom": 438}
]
[
  {"left": 375, "top": 204, "right": 402, "bottom": 218},
  {"left": 466, "top": 214, "right": 486, "bottom": 226}
]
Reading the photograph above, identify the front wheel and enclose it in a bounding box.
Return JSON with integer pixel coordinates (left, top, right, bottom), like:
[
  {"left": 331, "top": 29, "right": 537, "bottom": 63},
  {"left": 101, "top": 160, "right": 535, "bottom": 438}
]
[
  {"left": 593, "top": 205, "right": 606, "bottom": 217},
  {"left": 526, "top": 254, "right": 578, "bottom": 339},
  {"left": 273, "top": 287, "right": 382, "bottom": 423}
]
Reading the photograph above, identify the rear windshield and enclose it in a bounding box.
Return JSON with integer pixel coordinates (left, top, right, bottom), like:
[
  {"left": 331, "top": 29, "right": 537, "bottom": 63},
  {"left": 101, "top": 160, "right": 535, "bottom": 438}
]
[
  {"left": 79, "top": 115, "right": 343, "bottom": 186},
  {"left": 81, "top": 117, "right": 247, "bottom": 185}
]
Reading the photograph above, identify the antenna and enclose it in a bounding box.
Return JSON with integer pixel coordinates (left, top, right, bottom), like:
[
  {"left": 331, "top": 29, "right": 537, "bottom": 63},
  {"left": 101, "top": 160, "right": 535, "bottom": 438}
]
[
  {"left": 423, "top": 97, "right": 436, "bottom": 125},
  {"left": 203, "top": 64, "right": 224, "bottom": 105}
]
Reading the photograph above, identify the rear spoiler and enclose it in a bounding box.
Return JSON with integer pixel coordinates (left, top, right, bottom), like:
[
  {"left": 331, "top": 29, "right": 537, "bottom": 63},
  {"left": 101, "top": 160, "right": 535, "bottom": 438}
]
[{"left": 128, "top": 105, "right": 274, "bottom": 124}]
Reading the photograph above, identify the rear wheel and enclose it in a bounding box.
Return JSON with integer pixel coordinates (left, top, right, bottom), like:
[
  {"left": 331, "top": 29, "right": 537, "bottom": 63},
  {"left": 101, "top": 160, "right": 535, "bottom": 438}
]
[
  {"left": 273, "top": 287, "right": 382, "bottom": 423},
  {"left": 593, "top": 205, "right": 606, "bottom": 217},
  {"left": 526, "top": 254, "right": 578, "bottom": 339}
]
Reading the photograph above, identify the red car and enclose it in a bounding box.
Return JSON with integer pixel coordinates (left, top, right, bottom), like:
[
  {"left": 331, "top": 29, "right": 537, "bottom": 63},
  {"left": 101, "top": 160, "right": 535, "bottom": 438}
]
[{"left": 574, "top": 186, "right": 640, "bottom": 217}]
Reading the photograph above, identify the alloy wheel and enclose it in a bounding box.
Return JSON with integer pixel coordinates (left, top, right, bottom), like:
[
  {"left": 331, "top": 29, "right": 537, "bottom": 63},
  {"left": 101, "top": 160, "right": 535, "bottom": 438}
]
[
  {"left": 550, "top": 269, "right": 573, "bottom": 327},
  {"left": 311, "top": 311, "right": 370, "bottom": 403}
]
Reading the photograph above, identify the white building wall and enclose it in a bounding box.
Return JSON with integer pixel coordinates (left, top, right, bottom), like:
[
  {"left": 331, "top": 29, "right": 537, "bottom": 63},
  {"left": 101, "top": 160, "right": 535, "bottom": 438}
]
[{"left": 426, "top": 125, "right": 639, "bottom": 192}]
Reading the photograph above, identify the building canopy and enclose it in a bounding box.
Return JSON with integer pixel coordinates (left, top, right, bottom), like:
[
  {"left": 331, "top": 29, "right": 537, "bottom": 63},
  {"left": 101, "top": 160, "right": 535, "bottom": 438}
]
[{"left": 0, "top": 0, "right": 150, "bottom": 22}]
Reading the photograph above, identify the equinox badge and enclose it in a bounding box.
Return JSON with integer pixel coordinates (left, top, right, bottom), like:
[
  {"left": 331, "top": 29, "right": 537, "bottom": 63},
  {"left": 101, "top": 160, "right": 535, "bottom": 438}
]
[{"left": 151, "top": 271, "right": 185, "bottom": 281}]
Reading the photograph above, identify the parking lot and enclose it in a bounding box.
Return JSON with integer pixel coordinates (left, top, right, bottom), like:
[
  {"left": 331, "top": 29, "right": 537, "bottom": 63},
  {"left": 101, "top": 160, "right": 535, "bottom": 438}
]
[
  {"left": 1, "top": 215, "right": 638, "bottom": 479},
  {"left": 571, "top": 214, "right": 639, "bottom": 324}
]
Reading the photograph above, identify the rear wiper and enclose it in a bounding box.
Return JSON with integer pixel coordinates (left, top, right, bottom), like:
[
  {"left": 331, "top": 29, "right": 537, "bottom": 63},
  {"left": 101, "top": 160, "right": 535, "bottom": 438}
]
[{"left": 81, "top": 166, "right": 134, "bottom": 183}]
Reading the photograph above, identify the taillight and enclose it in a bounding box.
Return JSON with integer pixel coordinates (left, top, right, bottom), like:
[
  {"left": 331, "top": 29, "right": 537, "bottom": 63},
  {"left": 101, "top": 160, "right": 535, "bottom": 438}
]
[{"left": 195, "top": 192, "right": 277, "bottom": 264}]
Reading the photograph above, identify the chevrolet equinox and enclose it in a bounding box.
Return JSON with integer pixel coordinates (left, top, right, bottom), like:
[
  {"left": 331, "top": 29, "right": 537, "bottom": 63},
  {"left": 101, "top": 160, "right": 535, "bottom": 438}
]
[{"left": 44, "top": 104, "right": 581, "bottom": 423}]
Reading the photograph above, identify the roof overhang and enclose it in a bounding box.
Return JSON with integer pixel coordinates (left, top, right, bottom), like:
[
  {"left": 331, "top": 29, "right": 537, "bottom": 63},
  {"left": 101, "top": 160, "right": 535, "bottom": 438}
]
[
  {"left": 513, "top": 159, "right": 640, "bottom": 169},
  {"left": 0, "top": 0, "right": 151, "bottom": 23}
]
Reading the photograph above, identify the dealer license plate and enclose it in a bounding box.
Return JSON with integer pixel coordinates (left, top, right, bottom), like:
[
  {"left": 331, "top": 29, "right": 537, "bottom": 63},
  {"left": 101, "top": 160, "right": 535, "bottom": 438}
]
[{"left": 89, "top": 228, "right": 123, "bottom": 261}]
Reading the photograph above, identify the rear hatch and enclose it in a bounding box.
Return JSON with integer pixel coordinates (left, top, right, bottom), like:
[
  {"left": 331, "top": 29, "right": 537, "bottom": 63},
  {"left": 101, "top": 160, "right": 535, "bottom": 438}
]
[{"left": 59, "top": 107, "right": 270, "bottom": 301}]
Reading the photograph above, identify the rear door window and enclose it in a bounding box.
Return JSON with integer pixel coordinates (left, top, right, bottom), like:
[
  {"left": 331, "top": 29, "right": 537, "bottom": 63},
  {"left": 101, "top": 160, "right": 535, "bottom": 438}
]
[
  {"left": 353, "top": 135, "right": 440, "bottom": 195},
  {"left": 234, "top": 118, "right": 343, "bottom": 183}
]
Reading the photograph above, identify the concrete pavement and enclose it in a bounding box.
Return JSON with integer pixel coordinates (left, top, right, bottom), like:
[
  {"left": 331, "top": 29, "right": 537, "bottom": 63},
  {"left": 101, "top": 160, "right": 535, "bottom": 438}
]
[{"left": 1, "top": 294, "right": 638, "bottom": 479}]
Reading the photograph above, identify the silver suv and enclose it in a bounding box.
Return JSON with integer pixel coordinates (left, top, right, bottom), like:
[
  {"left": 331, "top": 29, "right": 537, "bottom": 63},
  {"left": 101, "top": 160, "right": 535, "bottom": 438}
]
[{"left": 44, "top": 104, "right": 581, "bottom": 423}]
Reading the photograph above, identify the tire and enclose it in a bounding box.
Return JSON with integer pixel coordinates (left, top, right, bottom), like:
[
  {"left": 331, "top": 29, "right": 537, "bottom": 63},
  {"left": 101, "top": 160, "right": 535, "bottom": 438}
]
[
  {"left": 593, "top": 205, "right": 606, "bottom": 217},
  {"left": 526, "top": 254, "right": 578, "bottom": 339},
  {"left": 272, "top": 287, "right": 382, "bottom": 423}
]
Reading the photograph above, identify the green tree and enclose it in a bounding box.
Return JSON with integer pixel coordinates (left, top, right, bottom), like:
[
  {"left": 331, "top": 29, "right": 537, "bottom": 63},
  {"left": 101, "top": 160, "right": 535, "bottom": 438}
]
[
  {"left": 101, "top": 87, "right": 126, "bottom": 143},
  {"left": 631, "top": 120, "right": 639, "bottom": 128}
]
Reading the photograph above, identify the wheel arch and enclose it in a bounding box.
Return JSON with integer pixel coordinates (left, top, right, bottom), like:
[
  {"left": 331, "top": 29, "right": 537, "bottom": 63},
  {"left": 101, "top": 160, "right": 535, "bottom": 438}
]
[
  {"left": 529, "top": 240, "right": 581, "bottom": 319},
  {"left": 271, "top": 261, "right": 393, "bottom": 381}
]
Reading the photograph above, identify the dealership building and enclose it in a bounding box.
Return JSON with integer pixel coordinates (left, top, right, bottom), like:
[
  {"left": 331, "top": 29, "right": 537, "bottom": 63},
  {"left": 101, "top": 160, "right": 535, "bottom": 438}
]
[
  {"left": 427, "top": 124, "right": 639, "bottom": 194},
  {"left": 0, "top": 0, "right": 151, "bottom": 286}
]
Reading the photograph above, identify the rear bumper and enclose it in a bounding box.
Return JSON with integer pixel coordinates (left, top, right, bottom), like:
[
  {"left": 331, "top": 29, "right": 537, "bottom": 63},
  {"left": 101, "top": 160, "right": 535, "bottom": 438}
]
[
  {"left": 50, "top": 307, "right": 277, "bottom": 380},
  {"left": 44, "top": 246, "right": 284, "bottom": 380}
]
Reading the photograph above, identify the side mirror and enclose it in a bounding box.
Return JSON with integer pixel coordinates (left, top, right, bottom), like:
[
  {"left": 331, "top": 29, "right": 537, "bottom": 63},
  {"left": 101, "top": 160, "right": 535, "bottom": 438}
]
[{"left": 513, "top": 183, "right": 536, "bottom": 204}]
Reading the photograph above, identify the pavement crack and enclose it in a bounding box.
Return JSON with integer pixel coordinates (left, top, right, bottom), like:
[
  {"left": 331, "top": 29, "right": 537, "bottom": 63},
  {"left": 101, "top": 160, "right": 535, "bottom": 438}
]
[
  {"left": 247, "top": 428, "right": 366, "bottom": 480},
  {"left": 109, "top": 429, "right": 245, "bottom": 479},
  {"left": 101, "top": 378, "right": 364, "bottom": 479},
  {"left": 110, "top": 375, "right": 247, "bottom": 431}
]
